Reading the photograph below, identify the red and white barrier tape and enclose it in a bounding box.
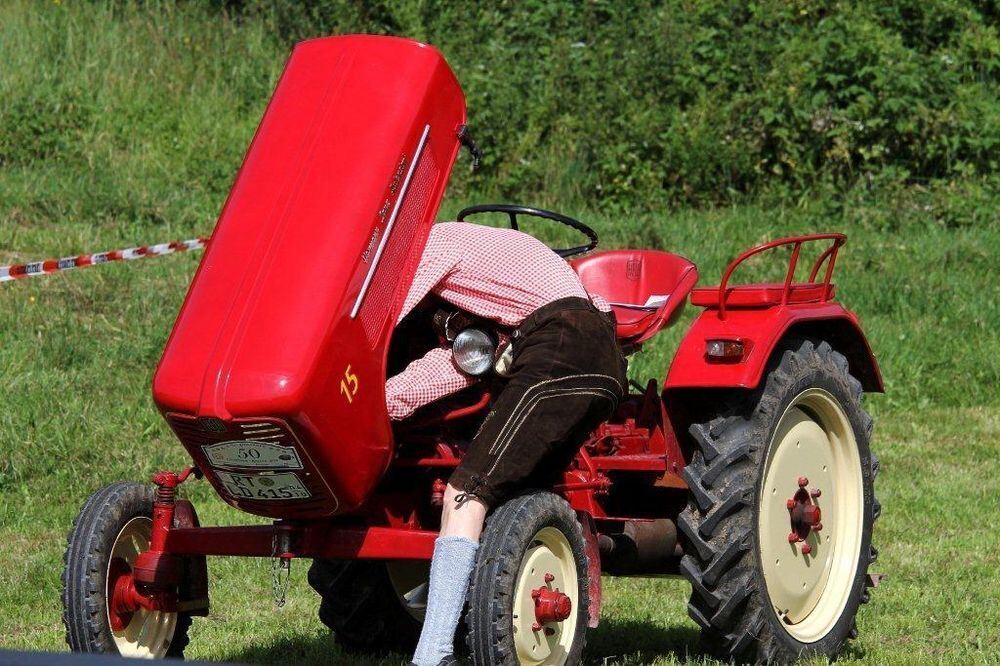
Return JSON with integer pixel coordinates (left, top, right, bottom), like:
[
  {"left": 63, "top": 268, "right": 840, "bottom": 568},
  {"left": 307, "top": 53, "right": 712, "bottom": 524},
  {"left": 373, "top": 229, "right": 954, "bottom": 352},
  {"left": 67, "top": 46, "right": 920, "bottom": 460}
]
[{"left": 1, "top": 238, "right": 208, "bottom": 284}]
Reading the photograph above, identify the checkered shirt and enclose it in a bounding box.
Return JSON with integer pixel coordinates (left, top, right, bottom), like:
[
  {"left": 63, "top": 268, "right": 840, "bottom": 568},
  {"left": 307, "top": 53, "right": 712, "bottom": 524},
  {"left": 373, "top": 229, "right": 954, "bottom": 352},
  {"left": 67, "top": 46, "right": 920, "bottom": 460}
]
[{"left": 385, "top": 222, "right": 610, "bottom": 420}]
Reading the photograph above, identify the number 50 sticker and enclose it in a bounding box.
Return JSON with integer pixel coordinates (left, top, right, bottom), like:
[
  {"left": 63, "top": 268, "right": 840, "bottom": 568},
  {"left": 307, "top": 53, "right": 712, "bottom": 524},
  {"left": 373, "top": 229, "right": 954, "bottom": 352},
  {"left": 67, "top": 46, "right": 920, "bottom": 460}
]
[{"left": 340, "top": 365, "right": 359, "bottom": 404}]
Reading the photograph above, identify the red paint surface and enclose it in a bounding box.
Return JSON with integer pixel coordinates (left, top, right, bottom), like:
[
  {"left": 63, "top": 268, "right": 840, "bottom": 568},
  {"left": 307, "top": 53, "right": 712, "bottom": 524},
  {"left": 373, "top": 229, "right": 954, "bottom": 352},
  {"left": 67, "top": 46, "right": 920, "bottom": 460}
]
[
  {"left": 164, "top": 524, "right": 437, "bottom": 560},
  {"left": 711, "top": 233, "right": 845, "bottom": 319},
  {"left": 532, "top": 587, "right": 573, "bottom": 624},
  {"left": 665, "top": 303, "right": 882, "bottom": 390},
  {"left": 572, "top": 249, "right": 698, "bottom": 344},
  {"left": 153, "top": 36, "right": 467, "bottom": 517},
  {"left": 666, "top": 233, "right": 881, "bottom": 391},
  {"left": 577, "top": 512, "right": 603, "bottom": 628}
]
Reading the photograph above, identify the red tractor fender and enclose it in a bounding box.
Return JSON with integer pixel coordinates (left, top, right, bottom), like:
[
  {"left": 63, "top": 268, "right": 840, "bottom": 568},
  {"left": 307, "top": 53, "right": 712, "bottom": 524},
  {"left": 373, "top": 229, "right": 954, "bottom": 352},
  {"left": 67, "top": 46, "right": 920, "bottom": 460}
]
[{"left": 664, "top": 302, "right": 883, "bottom": 392}]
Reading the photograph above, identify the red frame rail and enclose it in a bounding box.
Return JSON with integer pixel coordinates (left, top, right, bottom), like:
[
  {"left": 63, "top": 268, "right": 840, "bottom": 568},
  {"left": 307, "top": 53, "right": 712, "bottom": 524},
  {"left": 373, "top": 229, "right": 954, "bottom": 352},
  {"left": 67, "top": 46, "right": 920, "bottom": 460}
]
[
  {"left": 716, "top": 233, "right": 846, "bottom": 320},
  {"left": 164, "top": 524, "right": 437, "bottom": 560}
]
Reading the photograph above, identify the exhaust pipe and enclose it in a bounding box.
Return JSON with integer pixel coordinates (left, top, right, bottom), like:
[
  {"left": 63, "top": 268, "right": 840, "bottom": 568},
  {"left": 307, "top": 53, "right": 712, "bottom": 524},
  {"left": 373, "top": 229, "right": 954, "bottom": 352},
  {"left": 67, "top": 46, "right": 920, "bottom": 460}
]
[{"left": 598, "top": 519, "right": 682, "bottom": 575}]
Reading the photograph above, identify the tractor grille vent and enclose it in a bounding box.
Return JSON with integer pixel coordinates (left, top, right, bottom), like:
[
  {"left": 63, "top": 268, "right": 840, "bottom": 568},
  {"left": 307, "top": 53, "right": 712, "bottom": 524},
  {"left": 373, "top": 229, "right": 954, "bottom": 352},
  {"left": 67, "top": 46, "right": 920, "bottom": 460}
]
[
  {"left": 359, "top": 147, "right": 440, "bottom": 343},
  {"left": 235, "top": 421, "right": 287, "bottom": 441},
  {"left": 165, "top": 414, "right": 338, "bottom": 519}
]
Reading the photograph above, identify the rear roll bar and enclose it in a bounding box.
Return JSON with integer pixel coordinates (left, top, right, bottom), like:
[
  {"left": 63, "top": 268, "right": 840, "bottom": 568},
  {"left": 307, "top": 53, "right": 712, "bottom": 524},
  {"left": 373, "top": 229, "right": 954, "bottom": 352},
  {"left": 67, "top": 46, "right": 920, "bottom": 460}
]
[{"left": 716, "top": 233, "right": 847, "bottom": 320}]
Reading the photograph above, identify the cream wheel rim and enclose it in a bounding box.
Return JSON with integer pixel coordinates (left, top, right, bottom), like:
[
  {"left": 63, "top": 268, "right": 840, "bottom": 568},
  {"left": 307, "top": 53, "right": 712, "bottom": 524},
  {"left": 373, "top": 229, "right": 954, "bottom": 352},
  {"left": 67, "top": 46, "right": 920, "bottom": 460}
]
[
  {"left": 106, "top": 517, "right": 178, "bottom": 658},
  {"left": 512, "top": 527, "right": 579, "bottom": 665},
  {"left": 387, "top": 561, "right": 431, "bottom": 622},
  {"left": 758, "top": 389, "right": 864, "bottom": 643}
]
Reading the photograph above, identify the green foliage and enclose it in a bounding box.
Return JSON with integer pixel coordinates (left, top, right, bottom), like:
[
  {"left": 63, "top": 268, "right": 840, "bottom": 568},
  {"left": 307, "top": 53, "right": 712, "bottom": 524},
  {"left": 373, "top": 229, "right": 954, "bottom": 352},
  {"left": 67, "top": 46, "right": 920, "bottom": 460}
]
[
  {"left": 0, "top": 1, "right": 280, "bottom": 239},
  {"left": 221, "top": 0, "right": 999, "bottom": 209},
  {"left": 3, "top": 1, "right": 995, "bottom": 211}
]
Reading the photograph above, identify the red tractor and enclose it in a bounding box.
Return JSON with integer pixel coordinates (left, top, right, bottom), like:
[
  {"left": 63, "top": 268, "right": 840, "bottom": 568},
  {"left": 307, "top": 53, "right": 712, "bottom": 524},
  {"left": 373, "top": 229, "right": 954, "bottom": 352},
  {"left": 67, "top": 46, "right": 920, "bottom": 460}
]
[{"left": 61, "top": 36, "right": 882, "bottom": 664}]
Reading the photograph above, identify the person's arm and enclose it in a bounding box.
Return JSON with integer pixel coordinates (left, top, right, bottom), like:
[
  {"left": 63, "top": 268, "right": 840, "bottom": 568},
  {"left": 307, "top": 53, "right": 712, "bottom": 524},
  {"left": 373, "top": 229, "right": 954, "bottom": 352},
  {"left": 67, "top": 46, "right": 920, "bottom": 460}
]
[{"left": 386, "top": 346, "right": 476, "bottom": 420}]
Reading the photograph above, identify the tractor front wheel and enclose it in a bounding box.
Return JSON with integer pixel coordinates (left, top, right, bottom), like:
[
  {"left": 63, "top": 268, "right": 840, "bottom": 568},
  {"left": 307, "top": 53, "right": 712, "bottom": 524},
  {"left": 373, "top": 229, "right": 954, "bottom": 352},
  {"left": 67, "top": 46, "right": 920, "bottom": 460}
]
[
  {"left": 466, "top": 491, "right": 589, "bottom": 666},
  {"left": 679, "top": 339, "right": 880, "bottom": 663},
  {"left": 62, "top": 482, "right": 191, "bottom": 659}
]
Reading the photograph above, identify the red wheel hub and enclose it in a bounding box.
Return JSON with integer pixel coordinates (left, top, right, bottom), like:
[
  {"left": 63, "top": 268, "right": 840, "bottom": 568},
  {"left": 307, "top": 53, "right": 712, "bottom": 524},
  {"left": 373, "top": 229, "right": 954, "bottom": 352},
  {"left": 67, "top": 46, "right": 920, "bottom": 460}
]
[
  {"left": 107, "top": 557, "right": 161, "bottom": 631},
  {"left": 107, "top": 558, "right": 138, "bottom": 632},
  {"left": 786, "top": 476, "right": 823, "bottom": 555},
  {"left": 531, "top": 582, "right": 572, "bottom": 630}
]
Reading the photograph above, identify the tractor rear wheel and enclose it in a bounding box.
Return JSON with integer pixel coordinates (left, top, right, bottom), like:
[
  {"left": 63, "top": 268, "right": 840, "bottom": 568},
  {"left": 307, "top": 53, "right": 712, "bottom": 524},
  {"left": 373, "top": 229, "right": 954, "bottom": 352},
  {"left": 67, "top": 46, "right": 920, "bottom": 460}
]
[
  {"left": 62, "top": 482, "right": 191, "bottom": 659},
  {"left": 679, "top": 339, "right": 880, "bottom": 663},
  {"left": 466, "top": 491, "right": 589, "bottom": 666},
  {"left": 307, "top": 559, "right": 425, "bottom": 654}
]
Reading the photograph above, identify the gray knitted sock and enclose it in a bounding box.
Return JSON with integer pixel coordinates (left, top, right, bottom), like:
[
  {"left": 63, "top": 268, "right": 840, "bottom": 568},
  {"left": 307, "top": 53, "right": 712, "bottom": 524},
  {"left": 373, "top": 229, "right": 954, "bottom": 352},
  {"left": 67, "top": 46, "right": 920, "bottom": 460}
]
[{"left": 411, "top": 535, "right": 479, "bottom": 666}]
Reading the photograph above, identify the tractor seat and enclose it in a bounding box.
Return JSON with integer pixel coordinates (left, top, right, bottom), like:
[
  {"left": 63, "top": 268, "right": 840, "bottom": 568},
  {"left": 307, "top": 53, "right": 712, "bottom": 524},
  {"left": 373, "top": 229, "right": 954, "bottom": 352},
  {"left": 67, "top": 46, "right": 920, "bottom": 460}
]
[
  {"left": 571, "top": 250, "right": 698, "bottom": 346},
  {"left": 690, "top": 282, "right": 836, "bottom": 308}
]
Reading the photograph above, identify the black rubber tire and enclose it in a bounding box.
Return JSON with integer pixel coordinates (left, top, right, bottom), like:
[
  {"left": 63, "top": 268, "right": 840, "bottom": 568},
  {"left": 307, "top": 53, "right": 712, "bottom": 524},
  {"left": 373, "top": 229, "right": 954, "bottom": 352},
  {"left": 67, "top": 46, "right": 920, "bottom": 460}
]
[
  {"left": 307, "top": 559, "right": 423, "bottom": 654},
  {"left": 466, "top": 491, "right": 589, "bottom": 666},
  {"left": 678, "top": 339, "right": 880, "bottom": 663},
  {"left": 62, "top": 481, "right": 192, "bottom": 658}
]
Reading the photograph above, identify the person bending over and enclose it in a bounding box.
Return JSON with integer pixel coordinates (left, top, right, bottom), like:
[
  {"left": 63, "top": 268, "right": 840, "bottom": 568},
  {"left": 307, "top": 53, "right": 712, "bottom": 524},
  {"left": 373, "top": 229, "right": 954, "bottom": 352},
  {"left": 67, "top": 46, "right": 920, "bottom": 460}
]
[{"left": 386, "top": 221, "right": 627, "bottom": 666}]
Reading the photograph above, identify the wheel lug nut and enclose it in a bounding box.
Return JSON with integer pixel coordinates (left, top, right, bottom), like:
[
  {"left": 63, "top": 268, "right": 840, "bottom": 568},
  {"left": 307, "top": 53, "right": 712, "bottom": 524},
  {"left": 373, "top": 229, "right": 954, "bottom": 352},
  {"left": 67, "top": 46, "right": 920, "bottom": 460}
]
[
  {"left": 544, "top": 573, "right": 555, "bottom": 583},
  {"left": 810, "top": 488, "right": 822, "bottom": 498},
  {"left": 801, "top": 543, "right": 813, "bottom": 555},
  {"left": 787, "top": 532, "right": 799, "bottom": 543},
  {"left": 798, "top": 476, "right": 809, "bottom": 487},
  {"left": 786, "top": 499, "right": 796, "bottom": 510}
]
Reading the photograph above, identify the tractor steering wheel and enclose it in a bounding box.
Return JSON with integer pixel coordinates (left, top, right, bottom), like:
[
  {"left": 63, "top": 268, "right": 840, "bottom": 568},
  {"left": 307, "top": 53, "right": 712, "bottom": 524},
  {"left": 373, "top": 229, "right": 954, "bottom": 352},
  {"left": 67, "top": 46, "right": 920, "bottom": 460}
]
[{"left": 456, "top": 204, "right": 599, "bottom": 258}]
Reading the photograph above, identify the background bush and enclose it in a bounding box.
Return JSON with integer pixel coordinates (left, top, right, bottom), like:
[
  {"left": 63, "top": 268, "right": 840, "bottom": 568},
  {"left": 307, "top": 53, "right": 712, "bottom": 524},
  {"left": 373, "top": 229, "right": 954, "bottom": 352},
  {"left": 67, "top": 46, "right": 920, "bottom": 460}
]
[
  {"left": 217, "top": 0, "right": 999, "bottom": 209},
  {"left": 3, "top": 0, "right": 995, "bottom": 212}
]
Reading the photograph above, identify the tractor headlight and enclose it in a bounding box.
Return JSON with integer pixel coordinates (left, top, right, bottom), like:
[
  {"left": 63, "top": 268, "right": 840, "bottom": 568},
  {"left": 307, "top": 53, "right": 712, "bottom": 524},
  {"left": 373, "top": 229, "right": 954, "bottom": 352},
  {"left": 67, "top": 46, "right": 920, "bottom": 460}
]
[{"left": 452, "top": 328, "right": 496, "bottom": 376}]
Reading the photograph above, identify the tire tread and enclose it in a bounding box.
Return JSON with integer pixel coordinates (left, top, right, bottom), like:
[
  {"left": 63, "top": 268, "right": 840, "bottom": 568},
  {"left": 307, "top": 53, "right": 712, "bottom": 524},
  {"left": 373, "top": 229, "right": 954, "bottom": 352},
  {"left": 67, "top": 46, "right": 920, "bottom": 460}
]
[
  {"left": 63, "top": 482, "right": 191, "bottom": 658},
  {"left": 677, "top": 338, "right": 881, "bottom": 663},
  {"left": 466, "top": 492, "right": 589, "bottom": 665}
]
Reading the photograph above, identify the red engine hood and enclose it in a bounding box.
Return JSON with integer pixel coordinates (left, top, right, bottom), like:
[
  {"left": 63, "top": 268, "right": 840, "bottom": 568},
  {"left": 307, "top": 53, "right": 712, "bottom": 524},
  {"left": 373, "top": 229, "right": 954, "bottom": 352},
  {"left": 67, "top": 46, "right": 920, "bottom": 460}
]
[{"left": 153, "top": 35, "right": 466, "bottom": 516}]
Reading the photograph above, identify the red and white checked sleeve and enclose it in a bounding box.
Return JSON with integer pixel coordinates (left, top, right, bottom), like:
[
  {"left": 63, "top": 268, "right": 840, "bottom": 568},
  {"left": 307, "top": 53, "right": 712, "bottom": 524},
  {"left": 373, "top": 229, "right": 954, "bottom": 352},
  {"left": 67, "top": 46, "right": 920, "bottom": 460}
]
[{"left": 385, "top": 346, "right": 476, "bottom": 420}]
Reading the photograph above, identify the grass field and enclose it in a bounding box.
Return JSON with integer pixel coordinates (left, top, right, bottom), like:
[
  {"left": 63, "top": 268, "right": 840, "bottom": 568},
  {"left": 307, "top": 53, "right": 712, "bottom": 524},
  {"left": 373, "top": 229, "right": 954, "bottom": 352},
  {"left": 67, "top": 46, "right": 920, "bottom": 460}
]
[{"left": 2, "top": 2, "right": 999, "bottom": 665}]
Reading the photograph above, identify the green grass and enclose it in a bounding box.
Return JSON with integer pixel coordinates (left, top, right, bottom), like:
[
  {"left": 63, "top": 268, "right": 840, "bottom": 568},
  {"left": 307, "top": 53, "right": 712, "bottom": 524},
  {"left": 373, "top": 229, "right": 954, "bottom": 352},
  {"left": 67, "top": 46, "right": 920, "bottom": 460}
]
[
  {"left": 2, "top": 207, "right": 998, "bottom": 665},
  {"left": 2, "top": 2, "right": 999, "bottom": 664}
]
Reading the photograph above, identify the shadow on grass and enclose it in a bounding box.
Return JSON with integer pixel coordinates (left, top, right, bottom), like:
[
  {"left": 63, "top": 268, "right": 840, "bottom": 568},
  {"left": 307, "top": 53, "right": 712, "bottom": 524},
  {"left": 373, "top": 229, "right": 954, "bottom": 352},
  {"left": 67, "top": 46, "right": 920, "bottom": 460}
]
[
  {"left": 220, "top": 632, "right": 408, "bottom": 665},
  {"left": 221, "top": 621, "right": 702, "bottom": 665},
  {"left": 837, "top": 640, "right": 868, "bottom": 662},
  {"left": 588, "top": 619, "right": 870, "bottom": 665},
  {"left": 585, "top": 618, "right": 701, "bottom": 664}
]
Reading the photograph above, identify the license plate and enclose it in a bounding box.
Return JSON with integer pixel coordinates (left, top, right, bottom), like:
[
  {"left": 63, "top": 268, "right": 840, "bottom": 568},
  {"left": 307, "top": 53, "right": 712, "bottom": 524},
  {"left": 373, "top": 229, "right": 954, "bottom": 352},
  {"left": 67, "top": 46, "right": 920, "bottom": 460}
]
[
  {"left": 202, "top": 440, "right": 302, "bottom": 470},
  {"left": 214, "top": 471, "right": 311, "bottom": 501}
]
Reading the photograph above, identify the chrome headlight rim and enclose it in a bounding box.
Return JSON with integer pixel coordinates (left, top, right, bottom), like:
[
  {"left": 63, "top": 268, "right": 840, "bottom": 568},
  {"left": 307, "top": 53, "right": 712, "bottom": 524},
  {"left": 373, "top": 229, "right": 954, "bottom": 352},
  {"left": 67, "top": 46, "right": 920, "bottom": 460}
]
[{"left": 452, "top": 327, "right": 497, "bottom": 376}]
